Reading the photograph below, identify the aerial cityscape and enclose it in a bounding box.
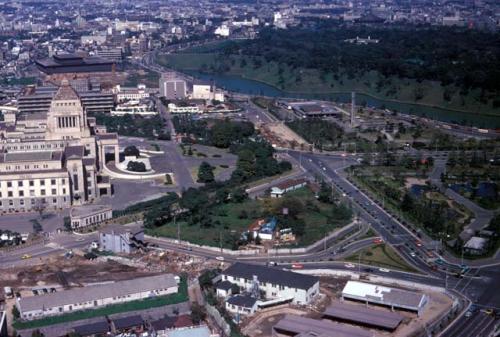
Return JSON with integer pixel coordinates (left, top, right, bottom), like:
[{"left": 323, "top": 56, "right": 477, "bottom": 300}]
[{"left": 0, "top": 0, "right": 499, "bottom": 336}]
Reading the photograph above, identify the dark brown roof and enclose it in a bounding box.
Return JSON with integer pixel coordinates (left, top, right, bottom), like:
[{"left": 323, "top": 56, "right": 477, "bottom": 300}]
[
  {"left": 274, "top": 315, "right": 373, "bottom": 337},
  {"left": 274, "top": 178, "right": 308, "bottom": 191},
  {"left": 323, "top": 302, "right": 403, "bottom": 330}
]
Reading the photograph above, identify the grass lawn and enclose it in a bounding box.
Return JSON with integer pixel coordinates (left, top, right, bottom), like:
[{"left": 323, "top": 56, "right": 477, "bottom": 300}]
[
  {"left": 148, "top": 187, "right": 351, "bottom": 248},
  {"left": 13, "top": 277, "right": 188, "bottom": 330},
  {"left": 345, "top": 244, "right": 418, "bottom": 273}
]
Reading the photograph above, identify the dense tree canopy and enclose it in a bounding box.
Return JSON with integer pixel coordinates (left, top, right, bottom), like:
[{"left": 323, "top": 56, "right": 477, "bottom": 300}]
[{"left": 219, "top": 24, "right": 500, "bottom": 94}]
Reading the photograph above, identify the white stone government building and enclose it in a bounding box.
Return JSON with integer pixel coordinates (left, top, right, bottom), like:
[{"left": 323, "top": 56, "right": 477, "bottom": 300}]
[{"left": 0, "top": 80, "right": 119, "bottom": 214}]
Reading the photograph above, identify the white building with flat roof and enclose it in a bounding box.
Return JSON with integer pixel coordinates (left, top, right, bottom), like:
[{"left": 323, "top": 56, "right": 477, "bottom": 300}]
[{"left": 342, "top": 281, "right": 427, "bottom": 316}]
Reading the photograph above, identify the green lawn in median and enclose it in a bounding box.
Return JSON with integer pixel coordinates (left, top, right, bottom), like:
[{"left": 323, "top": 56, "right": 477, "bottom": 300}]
[{"left": 345, "top": 243, "right": 418, "bottom": 273}]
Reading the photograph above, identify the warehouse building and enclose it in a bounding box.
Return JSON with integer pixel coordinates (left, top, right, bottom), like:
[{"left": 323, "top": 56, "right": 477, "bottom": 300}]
[
  {"left": 273, "top": 314, "right": 373, "bottom": 337},
  {"left": 16, "top": 274, "right": 178, "bottom": 320},
  {"left": 342, "top": 281, "right": 427, "bottom": 316},
  {"left": 323, "top": 301, "right": 404, "bottom": 331}
]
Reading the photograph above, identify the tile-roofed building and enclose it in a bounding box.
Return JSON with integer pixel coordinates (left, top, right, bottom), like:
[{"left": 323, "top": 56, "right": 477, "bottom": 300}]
[
  {"left": 112, "top": 315, "right": 144, "bottom": 330},
  {"left": 342, "top": 281, "right": 427, "bottom": 316},
  {"left": 226, "top": 294, "right": 258, "bottom": 315},
  {"left": 221, "top": 263, "right": 319, "bottom": 305},
  {"left": 323, "top": 301, "right": 403, "bottom": 331},
  {"left": 16, "top": 274, "right": 178, "bottom": 320},
  {"left": 72, "top": 319, "right": 110, "bottom": 336},
  {"left": 270, "top": 178, "right": 308, "bottom": 198}
]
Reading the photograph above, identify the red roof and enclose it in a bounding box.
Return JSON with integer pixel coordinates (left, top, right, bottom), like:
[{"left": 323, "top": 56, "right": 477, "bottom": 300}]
[
  {"left": 274, "top": 178, "right": 308, "bottom": 191},
  {"left": 174, "top": 314, "right": 193, "bottom": 328}
]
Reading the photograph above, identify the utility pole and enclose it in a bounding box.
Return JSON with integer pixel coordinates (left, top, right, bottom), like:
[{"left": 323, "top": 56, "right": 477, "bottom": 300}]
[{"left": 219, "top": 231, "right": 223, "bottom": 253}]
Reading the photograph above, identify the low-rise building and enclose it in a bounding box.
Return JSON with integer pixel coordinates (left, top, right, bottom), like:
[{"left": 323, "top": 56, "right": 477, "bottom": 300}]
[
  {"left": 225, "top": 294, "right": 258, "bottom": 316},
  {"left": 221, "top": 263, "right": 319, "bottom": 306},
  {"left": 70, "top": 204, "right": 112, "bottom": 229},
  {"left": 464, "top": 236, "right": 489, "bottom": 255},
  {"left": 17, "top": 274, "right": 179, "bottom": 320},
  {"left": 342, "top": 281, "right": 427, "bottom": 316},
  {"left": 273, "top": 314, "right": 374, "bottom": 337},
  {"left": 168, "top": 103, "right": 201, "bottom": 114},
  {"left": 270, "top": 178, "right": 308, "bottom": 198},
  {"left": 99, "top": 223, "right": 144, "bottom": 254}
]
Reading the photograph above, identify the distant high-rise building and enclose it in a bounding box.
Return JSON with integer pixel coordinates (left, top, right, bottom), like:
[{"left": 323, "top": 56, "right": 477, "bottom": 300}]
[{"left": 159, "top": 73, "right": 186, "bottom": 100}]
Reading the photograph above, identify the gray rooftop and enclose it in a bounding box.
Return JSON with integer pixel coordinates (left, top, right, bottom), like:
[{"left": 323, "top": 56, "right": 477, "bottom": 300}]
[
  {"left": 1, "top": 151, "right": 61, "bottom": 163},
  {"left": 223, "top": 263, "right": 318, "bottom": 291},
  {"left": 274, "top": 314, "right": 373, "bottom": 337},
  {"left": 18, "top": 274, "right": 177, "bottom": 313},
  {"left": 70, "top": 204, "right": 112, "bottom": 218},
  {"left": 323, "top": 302, "right": 403, "bottom": 330},
  {"left": 100, "top": 223, "right": 143, "bottom": 236}
]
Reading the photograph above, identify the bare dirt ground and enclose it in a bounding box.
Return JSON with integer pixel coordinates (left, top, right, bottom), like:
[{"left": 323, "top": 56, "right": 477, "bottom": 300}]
[{"left": 260, "top": 122, "right": 309, "bottom": 148}]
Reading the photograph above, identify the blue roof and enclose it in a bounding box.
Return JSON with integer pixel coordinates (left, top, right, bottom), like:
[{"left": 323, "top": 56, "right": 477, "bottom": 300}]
[{"left": 260, "top": 217, "right": 277, "bottom": 233}]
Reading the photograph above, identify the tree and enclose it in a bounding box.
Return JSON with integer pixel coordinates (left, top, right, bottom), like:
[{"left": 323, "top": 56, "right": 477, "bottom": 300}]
[
  {"left": 123, "top": 145, "right": 140, "bottom": 157},
  {"left": 63, "top": 216, "right": 71, "bottom": 231},
  {"left": 12, "top": 305, "right": 20, "bottom": 319},
  {"left": 127, "top": 161, "right": 147, "bottom": 172},
  {"left": 191, "top": 303, "right": 207, "bottom": 324},
  {"left": 401, "top": 193, "right": 414, "bottom": 212},
  {"left": 31, "top": 219, "right": 43, "bottom": 234},
  {"left": 231, "top": 187, "right": 248, "bottom": 203},
  {"left": 197, "top": 161, "right": 215, "bottom": 183}
]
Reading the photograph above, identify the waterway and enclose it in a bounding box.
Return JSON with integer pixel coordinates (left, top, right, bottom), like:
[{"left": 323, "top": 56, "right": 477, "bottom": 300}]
[{"left": 185, "top": 70, "right": 500, "bottom": 128}]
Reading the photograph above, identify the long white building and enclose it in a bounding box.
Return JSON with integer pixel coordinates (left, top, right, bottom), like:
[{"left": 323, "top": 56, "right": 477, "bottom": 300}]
[{"left": 17, "top": 274, "right": 179, "bottom": 320}]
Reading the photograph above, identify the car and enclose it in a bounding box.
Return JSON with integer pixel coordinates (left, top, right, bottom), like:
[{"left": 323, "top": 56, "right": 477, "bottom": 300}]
[
  {"left": 21, "top": 254, "right": 32, "bottom": 260},
  {"left": 292, "top": 263, "right": 304, "bottom": 269},
  {"left": 345, "top": 263, "right": 355, "bottom": 268},
  {"left": 363, "top": 267, "right": 374, "bottom": 272},
  {"left": 379, "top": 268, "right": 390, "bottom": 273},
  {"left": 465, "top": 311, "right": 472, "bottom": 318},
  {"left": 75, "top": 237, "right": 85, "bottom": 242},
  {"left": 373, "top": 238, "right": 383, "bottom": 244},
  {"left": 215, "top": 256, "right": 224, "bottom": 261},
  {"left": 410, "top": 252, "right": 416, "bottom": 257},
  {"left": 484, "top": 309, "right": 494, "bottom": 315},
  {"left": 415, "top": 240, "right": 423, "bottom": 247}
]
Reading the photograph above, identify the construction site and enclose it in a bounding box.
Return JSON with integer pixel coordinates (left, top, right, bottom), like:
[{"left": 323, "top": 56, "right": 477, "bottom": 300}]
[{"left": 239, "top": 275, "right": 455, "bottom": 337}]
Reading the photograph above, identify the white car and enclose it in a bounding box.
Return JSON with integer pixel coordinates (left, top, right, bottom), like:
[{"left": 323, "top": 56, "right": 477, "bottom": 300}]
[
  {"left": 379, "top": 268, "right": 390, "bottom": 273},
  {"left": 215, "top": 256, "right": 225, "bottom": 261},
  {"left": 410, "top": 252, "right": 416, "bottom": 257},
  {"left": 345, "top": 263, "right": 356, "bottom": 268}
]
